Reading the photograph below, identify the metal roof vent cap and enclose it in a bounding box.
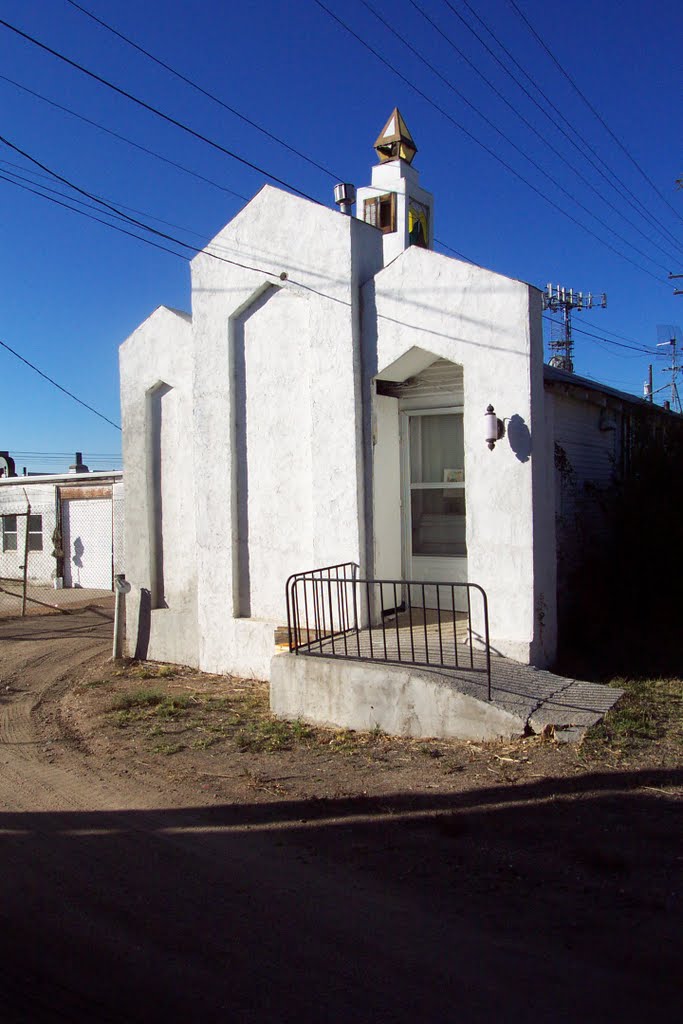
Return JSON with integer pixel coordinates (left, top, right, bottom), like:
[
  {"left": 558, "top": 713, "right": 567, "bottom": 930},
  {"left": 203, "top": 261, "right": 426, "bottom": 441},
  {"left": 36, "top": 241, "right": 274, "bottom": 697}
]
[
  {"left": 334, "top": 183, "right": 356, "bottom": 215},
  {"left": 68, "top": 451, "right": 89, "bottom": 474}
]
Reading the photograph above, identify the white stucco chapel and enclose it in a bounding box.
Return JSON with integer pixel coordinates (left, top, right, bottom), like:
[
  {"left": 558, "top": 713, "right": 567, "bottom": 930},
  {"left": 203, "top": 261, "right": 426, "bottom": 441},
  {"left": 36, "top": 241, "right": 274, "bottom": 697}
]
[{"left": 120, "top": 109, "right": 559, "bottom": 684}]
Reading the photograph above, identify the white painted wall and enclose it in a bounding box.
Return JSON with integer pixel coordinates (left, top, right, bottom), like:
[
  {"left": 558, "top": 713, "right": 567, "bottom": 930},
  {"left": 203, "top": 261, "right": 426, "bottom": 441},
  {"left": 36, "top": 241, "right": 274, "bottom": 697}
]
[
  {"left": 363, "top": 246, "right": 557, "bottom": 665},
  {"left": 0, "top": 483, "right": 57, "bottom": 584},
  {"left": 189, "top": 186, "right": 383, "bottom": 678},
  {"left": 118, "top": 177, "right": 561, "bottom": 677},
  {"left": 120, "top": 306, "right": 198, "bottom": 666},
  {"left": 356, "top": 158, "right": 434, "bottom": 265},
  {"left": 238, "top": 286, "right": 313, "bottom": 621}
]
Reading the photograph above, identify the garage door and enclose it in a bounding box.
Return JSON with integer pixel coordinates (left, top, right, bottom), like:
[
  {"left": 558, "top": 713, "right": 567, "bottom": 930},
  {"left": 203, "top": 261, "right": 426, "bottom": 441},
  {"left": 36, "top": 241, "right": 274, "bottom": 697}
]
[{"left": 62, "top": 498, "right": 113, "bottom": 590}]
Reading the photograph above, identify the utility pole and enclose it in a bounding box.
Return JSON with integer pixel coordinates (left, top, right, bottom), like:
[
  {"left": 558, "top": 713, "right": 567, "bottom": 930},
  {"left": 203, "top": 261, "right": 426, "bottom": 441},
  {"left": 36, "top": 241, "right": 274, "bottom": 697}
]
[
  {"left": 669, "top": 272, "right": 683, "bottom": 296},
  {"left": 543, "top": 283, "right": 607, "bottom": 372},
  {"left": 644, "top": 364, "right": 653, "bottom": 402},
  {"left": 655, "top": 326, "right": 682, "bottom": 413}
]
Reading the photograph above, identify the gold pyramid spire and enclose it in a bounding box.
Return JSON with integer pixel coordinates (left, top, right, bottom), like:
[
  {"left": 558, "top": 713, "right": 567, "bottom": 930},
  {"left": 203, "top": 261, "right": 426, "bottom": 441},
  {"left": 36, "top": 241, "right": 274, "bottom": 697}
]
[{"left": 373, "top": 108, "right": 417, "bottom": 165}]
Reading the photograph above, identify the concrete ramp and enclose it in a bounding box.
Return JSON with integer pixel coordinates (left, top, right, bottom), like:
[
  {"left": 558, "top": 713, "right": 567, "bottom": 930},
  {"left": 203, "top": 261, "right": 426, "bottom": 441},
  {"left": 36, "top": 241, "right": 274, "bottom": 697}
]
[{"left": 270, "top": 652, "right": 623, "bottom": 743}]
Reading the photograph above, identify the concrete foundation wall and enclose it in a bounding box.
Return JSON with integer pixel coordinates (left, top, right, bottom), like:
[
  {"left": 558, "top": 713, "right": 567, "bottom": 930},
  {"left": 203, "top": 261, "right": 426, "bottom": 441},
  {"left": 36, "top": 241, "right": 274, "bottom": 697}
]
[{"left": 271, "top": 653, "right": 525, "bottom": 741}]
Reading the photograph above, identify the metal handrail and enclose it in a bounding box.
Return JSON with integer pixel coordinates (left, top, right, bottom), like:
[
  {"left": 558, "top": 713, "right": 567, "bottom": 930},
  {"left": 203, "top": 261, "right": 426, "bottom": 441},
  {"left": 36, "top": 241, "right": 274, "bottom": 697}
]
[{"left": 285, "top": 566, "right": 491, "bottom": 701}]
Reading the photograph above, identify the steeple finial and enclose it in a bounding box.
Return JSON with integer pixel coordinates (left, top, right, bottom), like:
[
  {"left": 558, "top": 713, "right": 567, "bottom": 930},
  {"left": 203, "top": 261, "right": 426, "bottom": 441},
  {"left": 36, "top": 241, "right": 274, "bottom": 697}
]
[{"left": 373, "top": 108, "right": 417, "bottom": 165}]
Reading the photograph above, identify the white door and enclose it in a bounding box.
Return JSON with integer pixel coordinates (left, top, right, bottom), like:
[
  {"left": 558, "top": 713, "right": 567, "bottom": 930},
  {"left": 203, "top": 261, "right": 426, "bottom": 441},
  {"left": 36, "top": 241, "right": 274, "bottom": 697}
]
[
  {"left": 62, "top": 498, "right": 113, "bottom": 589},
  {"left": 401, "top": 408, "right": 468, "bottom": 608}
]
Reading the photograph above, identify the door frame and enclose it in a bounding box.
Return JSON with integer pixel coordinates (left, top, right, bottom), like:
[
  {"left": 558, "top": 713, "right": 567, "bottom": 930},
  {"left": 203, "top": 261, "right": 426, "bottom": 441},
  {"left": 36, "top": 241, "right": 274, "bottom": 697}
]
[{"left": 399, "top": 404, "right": 466, "bottom": 586}]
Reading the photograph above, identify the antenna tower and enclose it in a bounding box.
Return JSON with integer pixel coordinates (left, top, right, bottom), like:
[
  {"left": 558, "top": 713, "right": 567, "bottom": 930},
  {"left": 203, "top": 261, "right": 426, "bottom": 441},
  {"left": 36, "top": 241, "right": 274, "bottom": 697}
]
[
  {"left": 543, "top": 283, "right": 607, "bottom": 372},
  {"left": 655, "top": 325, "right": 683, "bottom": 413}
]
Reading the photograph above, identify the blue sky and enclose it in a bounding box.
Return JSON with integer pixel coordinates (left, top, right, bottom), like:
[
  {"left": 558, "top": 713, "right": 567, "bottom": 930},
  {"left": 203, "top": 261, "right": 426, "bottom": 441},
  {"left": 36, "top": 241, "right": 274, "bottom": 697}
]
[{"left": 1, "top": 0, "right": 681, "bottom": 473}]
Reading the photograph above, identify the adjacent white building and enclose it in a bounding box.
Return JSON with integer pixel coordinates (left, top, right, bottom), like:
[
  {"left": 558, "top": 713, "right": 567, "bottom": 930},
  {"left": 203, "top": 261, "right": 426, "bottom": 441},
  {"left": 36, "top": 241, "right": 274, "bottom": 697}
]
[
  {"left": 0, "top": 456, "right": 124, "bottom": 591},
  {"left": 118, "top": 110, "right": 666, "bottom": 681}
]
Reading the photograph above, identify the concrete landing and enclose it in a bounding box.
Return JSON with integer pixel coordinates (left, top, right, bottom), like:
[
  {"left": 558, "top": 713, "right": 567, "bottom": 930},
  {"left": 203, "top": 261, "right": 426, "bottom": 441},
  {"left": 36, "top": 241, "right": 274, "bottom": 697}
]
[{"left": 270, "top": 651, "right": 623, "bottom": 744}]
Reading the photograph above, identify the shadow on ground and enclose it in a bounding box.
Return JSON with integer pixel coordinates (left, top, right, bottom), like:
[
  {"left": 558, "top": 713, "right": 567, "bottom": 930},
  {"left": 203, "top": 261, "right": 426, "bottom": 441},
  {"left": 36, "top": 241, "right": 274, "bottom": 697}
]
[{"left": 0, "top": 770, "right": 680, "bottom": 1022}]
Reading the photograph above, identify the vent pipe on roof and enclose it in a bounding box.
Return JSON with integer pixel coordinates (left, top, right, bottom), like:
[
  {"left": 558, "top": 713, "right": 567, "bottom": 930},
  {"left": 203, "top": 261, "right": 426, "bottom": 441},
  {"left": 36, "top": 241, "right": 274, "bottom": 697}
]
[
  {"left": 334, "top": 183, "right": 356, "bottom": 215},
  {"left": 69, "top": 452, "right": 89, "bottom": 474}
]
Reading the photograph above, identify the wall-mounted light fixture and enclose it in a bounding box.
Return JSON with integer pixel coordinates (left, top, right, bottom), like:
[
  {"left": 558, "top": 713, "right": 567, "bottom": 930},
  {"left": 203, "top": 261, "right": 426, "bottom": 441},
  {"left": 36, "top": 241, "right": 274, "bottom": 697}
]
[{"left": 485, "top": 405, "right": 505, "bottom": 450}]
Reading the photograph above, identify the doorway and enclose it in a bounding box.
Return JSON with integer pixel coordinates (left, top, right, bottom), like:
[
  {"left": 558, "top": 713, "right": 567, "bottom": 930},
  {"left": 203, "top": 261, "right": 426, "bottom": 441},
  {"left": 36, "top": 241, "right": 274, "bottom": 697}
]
[{"left": 400, "top": 407, "right": 468, "bottom": 606}]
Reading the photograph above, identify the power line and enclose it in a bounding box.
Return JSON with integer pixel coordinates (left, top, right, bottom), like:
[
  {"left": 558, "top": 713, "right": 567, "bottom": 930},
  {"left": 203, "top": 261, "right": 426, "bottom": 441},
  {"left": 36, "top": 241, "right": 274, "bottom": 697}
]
[
  {"left": 506, "top": 0, "right": 683, "bottom": 230},
  {"left": 0, "top": 169, "right": 191, "bottom": 260},
  {"left": 313, "top": 0, "right": 669, "bottom": 286},
  {"left": 0, "top": 338, "right": 121, "bottom": 430},
  {"left": 450, "top": 0, "right": 683, "bottom": 257},
  {"left": 0, "top": 128, "right": 207, "bottom": 250},
  {"left": 7, "top": 6, "right": 665, "bottom": 282},
  {"left": 542, "top": 315, "right": 657, "bottom": 355},
  {"left": 0, "top": 15, "right": 321, "bottom": 204},
  {"left": 2, "top": 169, "right": 650, "bottom": 421},
  {"left": 2, "top": 99, "right": 659, "bottom": 368},
  {"left": 408, "top": 0, "right": 683, "bottom": 267},
  {"left": 360, "top": 0, "right": 674, "bottom": 275},
  {"left": 0, "top": 160, "right": 222, "bottom": 244},
  {"left": 0, "top": 134, "right": 294, "bottom": 279},
  {"left": 433, "top": 237, "right": 480, "bottom": 265},
  {"left": 0, "top": 72, "right": 249, "bottom": 204},
  {"left": 63, "top": 0, "right": 341, "bottom": 182},
  {"left": 0, "top": 35, "right": 482, "bottom": 279}
]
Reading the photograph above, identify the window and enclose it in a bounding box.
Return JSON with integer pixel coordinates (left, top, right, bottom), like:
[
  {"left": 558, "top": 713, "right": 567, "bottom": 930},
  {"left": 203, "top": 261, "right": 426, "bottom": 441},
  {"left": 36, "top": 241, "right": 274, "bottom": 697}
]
[
  {"left": 364, "top": 193, "right": 396, "bottom": 234},
  {"left": 408, "top": 199, "right": 429, "bottom": 248},
  {"left": 408, "top": 412, "right": 466, "bottom": 557},
  {"left": 2, "top": 514, "right": 17, "bottom": 551},
  {"left": 28, "top": 514, "right": 43, "bottom": 551}
]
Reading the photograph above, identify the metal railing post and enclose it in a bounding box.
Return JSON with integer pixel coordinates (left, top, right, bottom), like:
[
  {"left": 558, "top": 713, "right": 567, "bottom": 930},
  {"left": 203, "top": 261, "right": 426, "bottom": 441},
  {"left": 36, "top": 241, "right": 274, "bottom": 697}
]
[{"left": 284, "top": 566, "right": 492, "bottom": 699}]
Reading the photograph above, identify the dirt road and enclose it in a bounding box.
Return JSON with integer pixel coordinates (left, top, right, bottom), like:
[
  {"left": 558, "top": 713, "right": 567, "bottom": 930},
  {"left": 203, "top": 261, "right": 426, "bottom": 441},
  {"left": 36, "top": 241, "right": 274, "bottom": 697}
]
[{"left": 0, "top": 608, "right": 680, "bottom": 1022}]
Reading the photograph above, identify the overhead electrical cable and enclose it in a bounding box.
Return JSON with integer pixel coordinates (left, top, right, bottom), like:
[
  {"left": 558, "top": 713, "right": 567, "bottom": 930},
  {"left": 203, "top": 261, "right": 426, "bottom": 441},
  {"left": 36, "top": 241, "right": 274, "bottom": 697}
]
[
  {"left": 506, "top": 0, "right": 683, "bottom": 229},
  {"left": 407, "top": 0, "right": 683, "bottom": 266},
  {"left": 312, "top": 0, "right": 669, "bottom": 286},
  {"left": 0, "top": 134, "right": 290, "bottom": 278},
  {"left": 0, "top": 170, "right": 191, "bottom": 259},
  {"left": 360, "top": 0, "right": 674, "bottom": 275},
  {"left": 542, "top": 316, "right": 657, "bottom": 355},
  {"left": 0, "top": 161, "right": 228, "bottom": 244},
  {"left": 3, "top": 159, "right": 648, "bottom": 386},
  {"left": 0, "top": 337, "right": 121, "bottom": 430},
  {"left": 0, "top": 72, "right": 248, "bottom": 203},
  {"left": 0, "top": 168, "right": 283, "bottom": 275},
  {"left": 0, "top": 131, "right": 211, "bottom": 253},
  {"left": 573, "top": 320, "right": 658, "bottom": 348},
  {"left": 63, "top": 0, "right": 341, "bottom": 182},
  {"left": 0, "top": 15, "right": 322, "bottom": 204},
  {"left": 0, "top": 66, "right": 476, "bottom": 266},
  {"left": 433, "top": 237, "right": 480, "bottom": 264},
  {"left": 450, "top": 0, "right": 683, "bottom": 256}
]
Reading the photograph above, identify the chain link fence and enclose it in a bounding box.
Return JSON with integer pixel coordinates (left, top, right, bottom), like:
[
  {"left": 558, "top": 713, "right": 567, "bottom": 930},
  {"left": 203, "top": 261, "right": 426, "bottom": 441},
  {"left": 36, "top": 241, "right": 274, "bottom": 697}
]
[{"left": 0, "top": 489, "right": 124, "bottom": 619}]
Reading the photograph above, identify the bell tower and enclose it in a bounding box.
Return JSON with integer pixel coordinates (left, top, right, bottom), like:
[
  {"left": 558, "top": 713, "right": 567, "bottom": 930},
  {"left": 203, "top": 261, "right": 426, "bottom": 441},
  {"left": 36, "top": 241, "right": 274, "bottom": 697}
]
[{"left": 356, "top": 108, "right": 434, "bottom": 265}]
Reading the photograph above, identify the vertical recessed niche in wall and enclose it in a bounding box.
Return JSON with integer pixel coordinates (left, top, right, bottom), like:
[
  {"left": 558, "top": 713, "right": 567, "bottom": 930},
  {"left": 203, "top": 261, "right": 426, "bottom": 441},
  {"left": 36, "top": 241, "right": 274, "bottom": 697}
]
[
  {"left": 230, "top": 283, "right": 314, "bottom": 621},
  {"left": 147, "top": 381, "right": 173, "bottom": 609}
]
